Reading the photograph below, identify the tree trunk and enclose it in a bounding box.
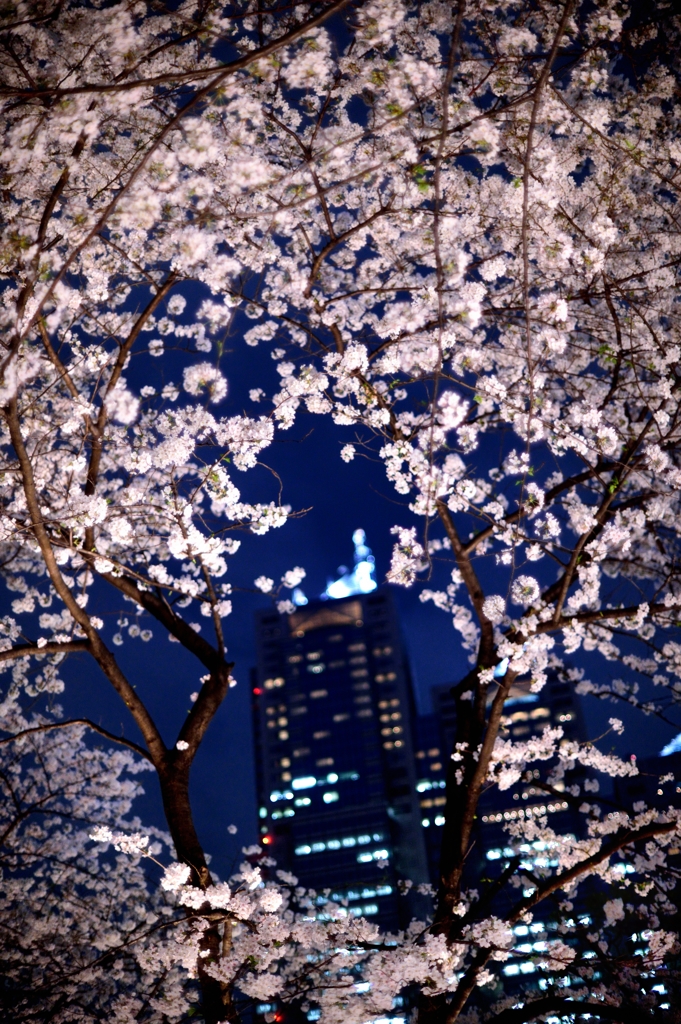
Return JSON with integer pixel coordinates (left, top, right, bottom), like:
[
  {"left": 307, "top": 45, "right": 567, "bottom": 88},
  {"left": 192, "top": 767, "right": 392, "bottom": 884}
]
[{"left": 158, "top": 762, "right": 233, "bottom": 1023}]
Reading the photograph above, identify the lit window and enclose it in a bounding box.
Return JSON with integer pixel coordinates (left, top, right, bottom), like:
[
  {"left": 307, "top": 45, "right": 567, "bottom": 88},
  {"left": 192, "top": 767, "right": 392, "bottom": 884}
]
[
  {"left": 357, "top": 848, "right": 389, "bottom": 863},
  {"left": 427, "top": 748, "right": 439, "bottom": 757},
  {"left": 272, "top": 808, "right": 295, "bottom": 820},
  {"left": 270, "top": 789, "right": 293, "bottom": 802},
  {"left": 348, "top": 643, "right": 366, "bottom": 653},
  {"left": 313, "top": 730, "right": 330, "bottom": 740},
  {"left": 293, "top": 747, "right": 310, "bottom": 757},
  {"left": 342, "top": 837, "right": 356, "bottom": 847},
  {"left": 353, "top": 681, "right": 370, "bottom": 691},
  {"left": 264, "top": 677, "right": 285, "bottom": 690},
  {"left": 292, "top": 776, "right": 316, "bottom": 790},
  {"left": 357, "top": 709, "right": 373, "bottom": 718},
  {"left": 390, "top": 699, "right": 400, "bottom": 707},
  {"left": 430, "top": 762, "right": 442, "bottom": 771},
  {"left": 390, "top": 712, "right": 402, "bottom": 721},
  {"left": 281, "top": 757, "right": 291, "bottom": 767},
  {"left": 323, "top": 791, "right": 339, "bottom": 803},
  {"left": 308, "top": 664, "right": 325, "bottom": 674},
  {"left": 422, "top": 818, "right": 430, "bottom": 828},
  {"left": 267, "top": 721, "right": 276, "bottom": 729},
  {"left": 392, "top": 726, "right": 403, "bottom": 735},
  {"left": 317, "top": 757, "right": 334, "bottom": 767},
  {"left": 290, "top": 706, "right": 308, "bottom": 716},
  {"left": 288, "top": 655, "right": 303, "bottom": 664},
  {"left": 333, "top": 713, "right": 350, "bottom": 722},
  {"left": 311, "top": 842, "right": 325, "bottom": 852},
  {"left": 530, "top": 707, "right": 550, "bottom": 719},
  {"left": 278, "top": 730, "right": 289, "bottom": 740},
  {"left": 294, "top": 797, "right": 311, "bottom": 807},
  {"left": 310, "top": 689, "right": 328, "bottom": 699},
  {"left": 394, "top": 739, "right": 403, "bottom": 747},
  {"left": 351, "top": 668, "right": 368, "bottom": 678},
  {"left": 282, "top": 772, "right": 291, "bottom": 781},
  {"left": 349, "top": 655, "right": 367, "bottom": 665},
  {"left": 307, "top": 651, "right": 323, "bottom": 661},
  {"left": 327, "top": 838, "right": 341, "bottom": 849},
  {"left": 434, "top": 815, "right": 445, "bottom": 826},
  {"left": 383, "top": 741, "right": 393, "bottom": 749}
]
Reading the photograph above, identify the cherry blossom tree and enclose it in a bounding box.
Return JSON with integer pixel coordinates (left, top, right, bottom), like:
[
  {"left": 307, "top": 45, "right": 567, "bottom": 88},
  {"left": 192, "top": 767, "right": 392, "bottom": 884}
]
[{"left": 2, "top": 0, "right": 681, "bottom": 1022}]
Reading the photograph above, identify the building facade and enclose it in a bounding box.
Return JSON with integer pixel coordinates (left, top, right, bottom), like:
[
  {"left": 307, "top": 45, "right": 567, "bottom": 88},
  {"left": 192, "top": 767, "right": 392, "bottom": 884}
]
[{"left": 252, "top": 571, "right": 429, "bottom": 930}]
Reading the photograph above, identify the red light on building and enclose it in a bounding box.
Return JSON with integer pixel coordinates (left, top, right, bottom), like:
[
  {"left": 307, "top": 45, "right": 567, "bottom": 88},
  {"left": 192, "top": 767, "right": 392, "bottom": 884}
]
[
  {"left": 253, "top": 687, "right": 263, "bottom": 695},
  {"left": 262, "top": 834, "right": 273, "bottom": 845}
]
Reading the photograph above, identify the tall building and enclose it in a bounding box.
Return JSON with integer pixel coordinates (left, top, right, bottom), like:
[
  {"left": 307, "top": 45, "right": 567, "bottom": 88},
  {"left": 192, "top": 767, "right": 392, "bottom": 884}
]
[
  {"left": 252, "top": 533, "right": 429, "bottom": 931},
  {"left": 413, "top": 670, "right": 589, "bottom": 934}
]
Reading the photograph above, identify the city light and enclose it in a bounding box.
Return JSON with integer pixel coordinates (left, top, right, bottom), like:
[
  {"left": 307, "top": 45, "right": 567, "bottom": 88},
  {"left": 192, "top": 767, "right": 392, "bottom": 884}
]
[{"left": 324, "top": 529, "right": 377, "bottom": 599}]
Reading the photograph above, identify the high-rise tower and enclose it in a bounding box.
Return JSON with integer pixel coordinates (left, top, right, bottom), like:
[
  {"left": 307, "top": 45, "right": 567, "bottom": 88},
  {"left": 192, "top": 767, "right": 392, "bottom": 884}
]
[{"left": 252, "top": 533, "right": 428, "bottom": 930}]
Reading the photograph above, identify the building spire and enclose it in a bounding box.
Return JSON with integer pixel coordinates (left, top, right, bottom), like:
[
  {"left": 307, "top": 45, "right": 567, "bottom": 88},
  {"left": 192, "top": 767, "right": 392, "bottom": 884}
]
[{"left": 324, "top": 529, "right": 377, "bottom": 599}]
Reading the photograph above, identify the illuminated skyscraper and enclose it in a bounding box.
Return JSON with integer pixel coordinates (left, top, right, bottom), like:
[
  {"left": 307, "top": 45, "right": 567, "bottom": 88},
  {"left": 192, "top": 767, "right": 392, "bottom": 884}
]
[
  {"left": 412, "top": 670, "right": 588, "bottom": 897},
  {"left": 252, "top": 533, "right": 428, "bottom": 930}
]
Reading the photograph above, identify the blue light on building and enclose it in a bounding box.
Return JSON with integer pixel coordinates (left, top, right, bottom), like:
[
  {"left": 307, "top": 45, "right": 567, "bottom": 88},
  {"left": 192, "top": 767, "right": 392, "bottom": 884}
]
[{"left": 324, "top": 529, "right": 377, "bottom": 599}]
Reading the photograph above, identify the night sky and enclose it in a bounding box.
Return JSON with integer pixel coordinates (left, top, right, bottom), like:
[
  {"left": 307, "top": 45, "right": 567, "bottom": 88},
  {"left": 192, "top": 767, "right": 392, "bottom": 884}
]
[{"left": 19, "top": 294, "right": 679, "bottom": 882}]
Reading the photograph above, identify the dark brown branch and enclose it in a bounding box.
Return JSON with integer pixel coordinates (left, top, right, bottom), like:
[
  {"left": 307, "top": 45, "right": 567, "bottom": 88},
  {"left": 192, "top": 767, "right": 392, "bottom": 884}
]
[
  {"left": 0, "top": 0, "right": 354, "bottom": 98},
  {"left": 0, "top": 640, "right": 90, "bottom": 662},
  {"left": 436, "top": 499, "right": 495, "bottom": 664},
  {"left": 509, "top": 819, "right": 678, "bottom": 923},
  {"left": 92, "top": 568, "right": 233, "bottom": 758},
  {"left": 0, "top": 718, "right": 153, "bottom": 762},
  {"left": 83, "top": 273, "right": 178, "bottom": 528},
  {"left": 3, "top": 398, "right": 168, "bottom": 768},
  {"left": 37, "top": 319, "right": 79, "bottom": 398}
]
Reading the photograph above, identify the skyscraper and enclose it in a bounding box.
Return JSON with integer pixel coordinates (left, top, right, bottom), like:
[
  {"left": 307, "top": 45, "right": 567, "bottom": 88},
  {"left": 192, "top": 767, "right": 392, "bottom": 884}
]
[
  {"left": 413, "top": 671, "right": 588, "bottom": 916},
  {"left": 252, "top": 533, "right": 429, "bottom": 930}
]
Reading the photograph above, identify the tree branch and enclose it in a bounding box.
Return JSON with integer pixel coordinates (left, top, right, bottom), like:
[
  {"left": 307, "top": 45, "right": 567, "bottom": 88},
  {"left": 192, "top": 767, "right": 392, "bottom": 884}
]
[
  {"left": 3, "top": 398, "right": 167, "bottom": 767},
  {"left": 0, "top": 0, "right": 355, "bottom": 98},
  {"left": 509, "top": 818, "right": 679, "bottom": 923},
  {"left": 0, "top": 718, "right": 153, "bottom": 762},
  {"left": 0, "top": 640, "right": 90, "bottom": 662},
  {"left": 436, "top": 499, "right": 495, "bottom": 665}
]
